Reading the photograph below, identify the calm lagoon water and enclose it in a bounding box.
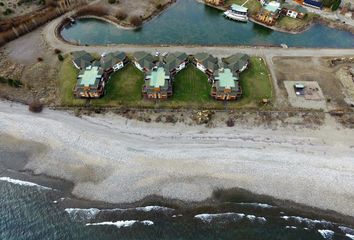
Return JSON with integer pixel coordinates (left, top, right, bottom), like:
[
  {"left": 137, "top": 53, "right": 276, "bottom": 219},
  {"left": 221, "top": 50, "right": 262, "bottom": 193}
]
[
  {"left": 1, "top": 177, "right": 354, "bottom": 240},
  {"left": 61, "top": 0, "right": 354, "bottom": 48}
]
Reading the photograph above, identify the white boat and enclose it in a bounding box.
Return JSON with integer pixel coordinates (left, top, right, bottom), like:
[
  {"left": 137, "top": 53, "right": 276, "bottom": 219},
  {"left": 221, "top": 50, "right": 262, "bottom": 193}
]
[{"left": 223, "top": 4, "right": 248, "bottom": 22}]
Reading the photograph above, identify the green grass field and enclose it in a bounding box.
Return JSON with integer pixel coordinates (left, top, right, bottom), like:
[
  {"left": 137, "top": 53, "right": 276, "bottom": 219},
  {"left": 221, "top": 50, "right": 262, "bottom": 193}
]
[
  {"left": 58, "top": 57, "right": 85, "bottom": 106},
  {"left": 58, "top": 56, "right": 273, "bottom": 109},
  {"left": 276, "top": 13, "right": 316, "bottom": 32},
  {"left": 236, "top": 57, "right": 273, "bottom": 106},
  {"left": 171, "top": 65, "right": 212, "bottom": 102},
  {"left": 93, "top": 64, "right": 145, "bottom": 106}
]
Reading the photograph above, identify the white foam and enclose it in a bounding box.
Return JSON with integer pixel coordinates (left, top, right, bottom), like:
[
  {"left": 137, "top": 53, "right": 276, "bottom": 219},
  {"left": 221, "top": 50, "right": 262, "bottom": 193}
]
[
  {"left": 0, "top": 177, "right": 52, "bottom": 190},
  {"left": 286, "top": 226, "right": 297, "bottom": 229},
  {"left": 346, "top": 234, "right": 354, "bottom": 240},
  {"left": 65, "top": 205, "right": 174, "bottom": 221},
  {"left": 65, "top": 208, "right": 100, "bottom": 220},
  {"left": 318, "top": 229, "right": 334, "bottom": 239},
  {"left": 239, "top": 203, "right": 274, "bottom": 208},
  {"left": 135, "top": 206, "right": 174, "bottom": 212},
  {"left": 86, "top": 220, "right": 154, "bottom": 228},
  {"left": 194, "top": 212, "right": 266, "bottom": 223},
  {"left": 339, "top": 226, "right": 354, "bottom": 234},
  {"left": 281, "top": 216, "right": 332, "bottom": 227}
]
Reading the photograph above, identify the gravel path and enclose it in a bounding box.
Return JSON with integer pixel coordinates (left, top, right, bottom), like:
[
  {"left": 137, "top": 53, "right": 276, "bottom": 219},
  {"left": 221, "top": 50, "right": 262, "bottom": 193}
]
[{"left": 1, "top": 101, "right": 354, "bottom": 217}]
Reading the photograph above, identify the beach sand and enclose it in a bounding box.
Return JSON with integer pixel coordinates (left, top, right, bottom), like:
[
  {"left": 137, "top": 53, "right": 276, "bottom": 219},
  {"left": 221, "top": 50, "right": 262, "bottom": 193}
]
[{"left": 0, "top": 101, "right": 354, "bottom": 218}]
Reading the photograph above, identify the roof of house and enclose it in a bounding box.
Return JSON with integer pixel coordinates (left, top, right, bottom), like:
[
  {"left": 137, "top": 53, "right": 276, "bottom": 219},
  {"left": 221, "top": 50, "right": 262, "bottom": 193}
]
[
  {"left": 231, "top": 4, "right": 248, "bottom": 13},
  {"left": 264, "top": 1, "right": 281, "bottom": 12},
  {"left": 164, "top": 52, "right": 188, "bottom": 72},
  {"left": 146, "top": 67, "right": 170, "bottom": 89},
  {"left": 133, "top": 51, "right": 155, "bottom": 70},
  {"left": 72, "top": 51, "right": 94, "bottom": 69},
  {"left": 77, "top": 66, "right": 103, "bottom": 88},
  {"left": 194, "top": 53, "right": 219, "bottom": 71},
  {"left": 222, "top": 53, "right": 250, "bottom": 72},
  {"left": 214, "top": 68, "right": 240, "bottom": 95},
  {"left": 282, "top": 3, "right": 308, "bottom": 13},
  {"left": 100, "top": 51, "right": 127, "bottom": 70}
]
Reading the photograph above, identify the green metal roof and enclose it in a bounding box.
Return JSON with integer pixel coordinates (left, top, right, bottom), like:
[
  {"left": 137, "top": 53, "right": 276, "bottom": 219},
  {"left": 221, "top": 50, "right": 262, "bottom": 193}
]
[
  {"left": 215, "top": 68, "right": 236, "bottom": 89},
  {"left": 146, "top": 67, "right": 169, "bottom": 88},
  {"left": 231, "top": 4, "right": 248, "bottom": 13},
  {"left": 78, "top": 66, "right": 102, "bottom": 87}
]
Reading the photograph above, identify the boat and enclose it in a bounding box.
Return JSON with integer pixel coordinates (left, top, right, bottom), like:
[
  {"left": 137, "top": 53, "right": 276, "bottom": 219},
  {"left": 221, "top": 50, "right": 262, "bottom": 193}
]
[{"left": 223, "top": 4, "right": 248, "bottom": 22}]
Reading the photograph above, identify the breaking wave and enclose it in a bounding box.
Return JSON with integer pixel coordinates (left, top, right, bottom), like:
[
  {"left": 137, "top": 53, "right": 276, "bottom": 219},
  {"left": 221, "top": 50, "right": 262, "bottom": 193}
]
[
  {"left": 318, "top": 229, "right": 334, "bottom": 239},
  {"left": 281, "top": 216, "right": 333, "bottom": 228},
  {"left": 194, "top": 212, "right": 266, "bottom": 224},
  {"left": 86, "top": 220, "right": 154, "bottom": 228},
  {"left": 65, "top": 206, "right": 174, "bottom": 221},
  {"left": 0, "top": 177, "right": 53, "bottom": 190},
  {"left": 346, "top": 234, "right": 354, "bottom": 240},
  {"left": 238, "top": 203, "right": 274, "bottom": 208}
]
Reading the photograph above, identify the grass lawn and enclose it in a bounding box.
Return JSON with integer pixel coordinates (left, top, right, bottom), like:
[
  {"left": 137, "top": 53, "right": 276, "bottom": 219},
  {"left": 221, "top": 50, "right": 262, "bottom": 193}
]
[
  {"left": 58, "top": 56, "right": 85, "bottom": 106},
  {"left": 172, "top": 65, "right": 211, "bottom": 102},
  {"left": 229, "top": 57, "right": 273, "bottom": 108},
  {"left": 225, "top": 0, "right": 262, "bottom": 14},
  {"left": 276, "top": 13, "right": 316, "bottom": 31},
  {"left": 93, "top": 64, "right": 145, "bottom": 106}
]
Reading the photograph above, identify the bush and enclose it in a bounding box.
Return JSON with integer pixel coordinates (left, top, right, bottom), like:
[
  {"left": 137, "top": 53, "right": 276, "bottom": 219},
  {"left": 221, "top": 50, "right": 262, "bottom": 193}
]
[
  {"left": 28, "top": 100, "right": 43, "bottom": 113},
  {"left": 0, "top": 76, "right": 22, "bottom": 88},
  {"left": 3, "top": 8, "right": 13, "bottom": 15},
  {"left": 54, "top": 48, "right": 61, "bottom": 54},
  {"left": 75, "top": 5, "right": 109, "bottom": 17},
  {"left": 37, "top": 57, "right": 43, "bottom": 62},
  {"left": 58, "top": 54, "right": 64, "bottom": 61},
  {"left": 129, "top": 15, "right": 142, "bottom": 27},
  {"left": 226, "top": 118, "right": 235, "bottom": 127},
  {"left": 108, "top": 0, "right": 116, "bottom": 4},
  {"left": 116, "top": 10, "right": 127, "bottom": 20}
]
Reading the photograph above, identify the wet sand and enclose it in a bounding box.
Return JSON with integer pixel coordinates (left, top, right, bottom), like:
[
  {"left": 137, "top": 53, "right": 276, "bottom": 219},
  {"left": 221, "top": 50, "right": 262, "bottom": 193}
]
[{"left": 0, "top": 101, "right": 354, "bottom": 220}]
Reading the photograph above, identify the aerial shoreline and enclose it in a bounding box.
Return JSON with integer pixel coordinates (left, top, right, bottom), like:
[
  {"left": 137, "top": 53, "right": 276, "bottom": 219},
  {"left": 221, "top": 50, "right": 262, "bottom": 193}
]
[{"left": 1, "top": 100, "right": 354, "bottom": 222}]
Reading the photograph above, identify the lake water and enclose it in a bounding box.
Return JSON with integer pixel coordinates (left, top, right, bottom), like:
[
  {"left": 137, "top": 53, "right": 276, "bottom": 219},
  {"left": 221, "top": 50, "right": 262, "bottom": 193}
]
[
  {"left": 1, "top": 176, "right": 354, "bottom": 240},
  {"left": 60, "top": 0, "right": 354, "bottom": 48}
]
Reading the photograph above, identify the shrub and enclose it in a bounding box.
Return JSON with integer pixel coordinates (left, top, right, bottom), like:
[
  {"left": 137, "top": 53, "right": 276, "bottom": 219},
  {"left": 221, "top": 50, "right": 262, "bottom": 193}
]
[
  {"left": 75, "top": 5, "right": 109, "bottom": 17},
  {"left": 108, "top": 0, "right": 116, "bottom": 4},
  {"left": 37, "top": 57, "right": 43, "bottom": 62},
  {"left": 54, "top": 48, "right": 61, "bottom": 54},
  {"left": 116, "top": 10, "right": 127, "bottom": 20},
  {"left": 58, "top": 54, "right": 64, "bottom": 61},
  {"left": 28, "top": 100, "right": 43, "bottom": 113},
  {"left": 226, "top": 118, "right": 235, "bottom": 127},
  {"left": 3, "top": 8, "right": 13, "bottom": 15},
  {"left": 129, "top": 15, "right": 142, "bottom": 27}
]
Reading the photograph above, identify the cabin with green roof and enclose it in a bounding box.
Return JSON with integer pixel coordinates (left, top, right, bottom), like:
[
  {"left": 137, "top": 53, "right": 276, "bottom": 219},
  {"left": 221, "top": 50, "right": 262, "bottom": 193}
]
[
  {"left": 143, "top": 66, "right": 172, "bottom": 99},
  {"left": 72, "top": 51, "right": 94, "bottom": 70},
  {"left": 281, "top": 3, "right": 307, "bottom": 19},
  {"left": 211, "top": 68, "right": 242, "bottom": 101},
  {"left": 163, "top": 52, "right": 189, "bottom": 76},
  {"left": 193, "top": 53, "right": 219, "bottom": 77},
  {"left": 73, "top": 66, "right": 106, "bottom": 98},
  {"left": 133, "top": 51, "right": 156, "bottom": 72},
  {"left": 222, "top": 53, "right": 250, "bottom": 73},
  {"left": 100, "top": 51, "right": 128, "bottom": 73}
]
